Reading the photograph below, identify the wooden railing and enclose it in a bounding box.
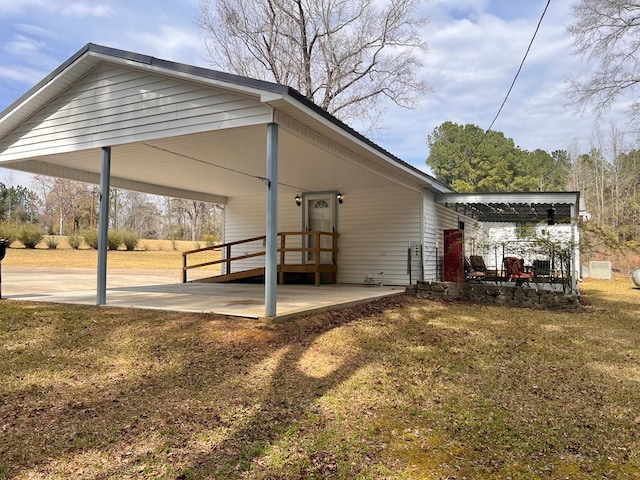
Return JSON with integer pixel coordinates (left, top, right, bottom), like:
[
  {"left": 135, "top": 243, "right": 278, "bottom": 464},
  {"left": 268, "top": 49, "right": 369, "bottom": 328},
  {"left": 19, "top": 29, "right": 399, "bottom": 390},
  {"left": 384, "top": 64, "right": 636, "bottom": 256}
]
[{"left": 181, "top": 231, "right": 339, "bottom": 285}]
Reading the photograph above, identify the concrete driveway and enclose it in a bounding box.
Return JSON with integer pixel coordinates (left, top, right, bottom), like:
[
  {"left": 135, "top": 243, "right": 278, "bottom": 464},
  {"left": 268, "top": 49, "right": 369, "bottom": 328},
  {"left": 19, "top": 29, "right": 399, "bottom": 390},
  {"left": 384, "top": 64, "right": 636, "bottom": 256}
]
[{"left": 1, "top": 266, "right": 405, "bottom": 319}]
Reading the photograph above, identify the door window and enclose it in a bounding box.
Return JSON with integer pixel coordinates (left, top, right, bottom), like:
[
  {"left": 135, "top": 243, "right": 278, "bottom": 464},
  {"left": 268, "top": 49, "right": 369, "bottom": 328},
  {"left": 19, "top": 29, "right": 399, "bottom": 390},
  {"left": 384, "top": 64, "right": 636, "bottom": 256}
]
[{"left": 304, "top": 194, "right": 336, "bottom": 263}]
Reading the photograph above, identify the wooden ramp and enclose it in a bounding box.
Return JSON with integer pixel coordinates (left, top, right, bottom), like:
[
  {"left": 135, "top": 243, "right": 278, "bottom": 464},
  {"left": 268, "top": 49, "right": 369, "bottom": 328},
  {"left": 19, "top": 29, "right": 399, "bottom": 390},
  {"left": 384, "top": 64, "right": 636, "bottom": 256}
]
[
  {"left": 193, "top": 267, "right": 265, "bottom": 284},
  {"left": 182, "top": 232, "right": 338, "bottom": 286}
]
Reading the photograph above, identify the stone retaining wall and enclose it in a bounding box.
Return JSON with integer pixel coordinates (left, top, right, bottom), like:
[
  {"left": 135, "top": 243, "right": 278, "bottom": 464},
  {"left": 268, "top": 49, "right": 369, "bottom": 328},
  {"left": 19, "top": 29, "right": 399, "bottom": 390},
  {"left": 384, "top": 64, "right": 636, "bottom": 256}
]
[{"left": 410, "top": 281, "right": 581, "bottom": 311}]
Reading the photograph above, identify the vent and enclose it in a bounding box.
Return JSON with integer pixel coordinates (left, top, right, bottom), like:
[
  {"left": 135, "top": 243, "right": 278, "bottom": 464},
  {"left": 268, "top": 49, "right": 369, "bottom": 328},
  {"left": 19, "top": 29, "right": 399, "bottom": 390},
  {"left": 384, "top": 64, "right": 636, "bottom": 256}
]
[{"left": 588, "top": 261, "right": 612, "bottom": 280}]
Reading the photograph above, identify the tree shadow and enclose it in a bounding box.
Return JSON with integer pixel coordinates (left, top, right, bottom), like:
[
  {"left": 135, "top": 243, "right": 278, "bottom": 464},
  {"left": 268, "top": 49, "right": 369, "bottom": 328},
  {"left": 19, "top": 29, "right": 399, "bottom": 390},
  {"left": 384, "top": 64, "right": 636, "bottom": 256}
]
[{"left": 1, "top": 297, "right": 405, "bottom": 478}]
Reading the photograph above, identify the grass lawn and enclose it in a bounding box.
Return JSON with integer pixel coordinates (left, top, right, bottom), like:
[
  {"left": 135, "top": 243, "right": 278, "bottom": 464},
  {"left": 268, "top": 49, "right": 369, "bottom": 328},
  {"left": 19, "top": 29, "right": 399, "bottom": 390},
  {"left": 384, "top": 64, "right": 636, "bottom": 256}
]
[
  {"left": 3, "top": 240, "right": 220, "bottom": 271},
  {"left": 1, "top": 277, "right": 639, "bottom": 479}
]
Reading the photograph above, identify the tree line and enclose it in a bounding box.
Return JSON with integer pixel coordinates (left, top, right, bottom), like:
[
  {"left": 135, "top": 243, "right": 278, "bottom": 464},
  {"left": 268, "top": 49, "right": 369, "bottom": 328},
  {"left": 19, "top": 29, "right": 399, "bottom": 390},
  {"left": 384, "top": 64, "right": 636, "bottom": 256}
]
[
  {"left": 426, "top": 120, "right": 640, "bottom": 251},
  {"left": 0, "top": 176, "right": 222, "bottom": 243}
]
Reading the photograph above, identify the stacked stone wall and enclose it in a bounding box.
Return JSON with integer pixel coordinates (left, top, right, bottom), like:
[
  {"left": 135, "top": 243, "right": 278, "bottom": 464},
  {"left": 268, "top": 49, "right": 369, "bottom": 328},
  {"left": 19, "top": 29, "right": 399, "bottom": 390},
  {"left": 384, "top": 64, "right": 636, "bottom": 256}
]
[{"left": 411, "top": 281, "right": 580, "bottom": 311}]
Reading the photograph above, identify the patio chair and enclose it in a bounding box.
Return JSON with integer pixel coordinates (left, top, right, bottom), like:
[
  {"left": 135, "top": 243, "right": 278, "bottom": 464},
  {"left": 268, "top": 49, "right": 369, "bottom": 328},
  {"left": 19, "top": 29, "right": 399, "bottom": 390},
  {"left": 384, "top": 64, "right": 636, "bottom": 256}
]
[
  {"left": 465, "top": 257, "right": 486, "bottom": 282},
  {"left": 503, "top": 256, "right": 534, "bottom": 287},
  {"left": 469, "top": 255, "right": 498, "bottom": 282},
  {"left": 531, "top": 259, "right": 551, "bottom": 284}
]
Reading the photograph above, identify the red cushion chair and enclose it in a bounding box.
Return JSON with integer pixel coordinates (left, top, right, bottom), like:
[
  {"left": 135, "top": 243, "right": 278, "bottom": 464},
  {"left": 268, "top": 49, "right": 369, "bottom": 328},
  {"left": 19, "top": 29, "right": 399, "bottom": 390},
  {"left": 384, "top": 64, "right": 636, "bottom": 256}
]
[{"left": 503, "top": 256, "right": 534, "bottom": 287}]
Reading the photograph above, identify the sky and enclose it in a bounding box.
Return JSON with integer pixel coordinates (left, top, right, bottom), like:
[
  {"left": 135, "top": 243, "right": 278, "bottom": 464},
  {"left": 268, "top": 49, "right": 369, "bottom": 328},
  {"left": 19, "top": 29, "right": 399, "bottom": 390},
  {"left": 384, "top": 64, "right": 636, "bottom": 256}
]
[{"left": 0, "top": 0, "right": 633, "bottom": 186}]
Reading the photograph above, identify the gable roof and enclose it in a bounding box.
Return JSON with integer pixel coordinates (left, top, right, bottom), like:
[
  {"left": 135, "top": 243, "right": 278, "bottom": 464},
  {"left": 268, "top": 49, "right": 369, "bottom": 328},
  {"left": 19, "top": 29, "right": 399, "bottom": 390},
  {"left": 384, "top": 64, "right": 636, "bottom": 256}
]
[{"left": 0, "top": 43, "right": 447, "bottom": 196}]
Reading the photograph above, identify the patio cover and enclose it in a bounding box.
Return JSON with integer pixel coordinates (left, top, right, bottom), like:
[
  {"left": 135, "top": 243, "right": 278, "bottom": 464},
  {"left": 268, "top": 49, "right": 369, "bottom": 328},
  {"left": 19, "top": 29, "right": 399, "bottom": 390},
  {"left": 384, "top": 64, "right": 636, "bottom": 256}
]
[
  {"left": 436, "top": 191, "right": 586, "bottom": 294},
  {"left": 435, "top": 191, "right": 584, "bottom": 224}
]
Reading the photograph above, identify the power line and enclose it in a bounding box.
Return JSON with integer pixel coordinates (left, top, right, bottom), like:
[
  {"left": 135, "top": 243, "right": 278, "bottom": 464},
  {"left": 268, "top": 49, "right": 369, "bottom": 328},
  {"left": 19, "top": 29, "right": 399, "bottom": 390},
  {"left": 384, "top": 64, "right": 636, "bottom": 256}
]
[
  {"left": 142, "top": 142, "right": 307, "bottom": 192},
  {"left": 468, "top": 0, "right": 552, "bottom": 159}
]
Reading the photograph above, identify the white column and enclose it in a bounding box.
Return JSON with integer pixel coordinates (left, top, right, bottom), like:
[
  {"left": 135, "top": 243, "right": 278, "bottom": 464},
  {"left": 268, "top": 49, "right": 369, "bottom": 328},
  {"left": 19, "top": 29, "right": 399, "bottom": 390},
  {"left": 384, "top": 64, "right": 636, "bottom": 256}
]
[
  {"left": 265, "top": 123, "right": 278, "bottom": 317},
  {"left": 97, "top": 147, "right": 111, "bottom": 305},
  {"left": 570, "top": 203, "right": 578, "bottom": 293}
]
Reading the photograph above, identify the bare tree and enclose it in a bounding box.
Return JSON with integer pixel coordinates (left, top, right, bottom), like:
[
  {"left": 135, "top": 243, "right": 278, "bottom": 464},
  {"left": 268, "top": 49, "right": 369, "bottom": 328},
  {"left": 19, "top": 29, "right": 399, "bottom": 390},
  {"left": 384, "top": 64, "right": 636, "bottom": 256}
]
[
  {"left": 197, "top": 0, "right": 429, "bottom": 129},
  {"left": 33, "top": 176, "right": 89, "bottom": 235},
  {"left": 567, "top": 0, "right": 640, "bottom": 116}
]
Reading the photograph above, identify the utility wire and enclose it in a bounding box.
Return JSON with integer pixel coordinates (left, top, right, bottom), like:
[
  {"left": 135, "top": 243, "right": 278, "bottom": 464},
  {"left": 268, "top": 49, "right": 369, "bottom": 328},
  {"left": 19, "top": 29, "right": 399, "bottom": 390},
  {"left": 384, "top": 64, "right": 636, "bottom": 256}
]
[
  {"left": 143, "top": 142, "right": 307, "bottom": 192},
  {"left": 467, "top": 0, "right": 552, "bottom": 159}
]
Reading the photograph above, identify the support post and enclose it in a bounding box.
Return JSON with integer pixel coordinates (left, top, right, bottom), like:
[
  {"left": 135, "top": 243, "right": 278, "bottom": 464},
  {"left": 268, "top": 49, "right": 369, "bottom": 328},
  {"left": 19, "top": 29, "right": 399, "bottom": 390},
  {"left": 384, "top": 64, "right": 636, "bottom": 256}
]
[
  {"left": 265, "top": 123, "right": 278, "bottom": 317},
  {"left": 97, "top": 147, "right": 111, "bottom": 305},
  {"left": 570, "top": 203, "right": 578, "bottom": 294}
]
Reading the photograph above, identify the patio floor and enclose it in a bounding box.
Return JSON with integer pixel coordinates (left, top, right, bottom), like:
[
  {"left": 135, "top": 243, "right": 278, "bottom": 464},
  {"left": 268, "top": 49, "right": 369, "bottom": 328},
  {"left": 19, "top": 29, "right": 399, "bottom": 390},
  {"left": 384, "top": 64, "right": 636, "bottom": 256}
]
[{"left": 1, "top": 266, "right": 405, "bottom": 319}]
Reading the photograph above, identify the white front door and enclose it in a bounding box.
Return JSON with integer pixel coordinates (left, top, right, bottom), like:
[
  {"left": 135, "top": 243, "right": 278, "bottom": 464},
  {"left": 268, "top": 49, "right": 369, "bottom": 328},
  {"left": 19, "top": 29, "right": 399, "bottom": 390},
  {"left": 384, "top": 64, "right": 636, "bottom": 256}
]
[{"left": 303, "top": 193, "right": 336, "bottom": 264}]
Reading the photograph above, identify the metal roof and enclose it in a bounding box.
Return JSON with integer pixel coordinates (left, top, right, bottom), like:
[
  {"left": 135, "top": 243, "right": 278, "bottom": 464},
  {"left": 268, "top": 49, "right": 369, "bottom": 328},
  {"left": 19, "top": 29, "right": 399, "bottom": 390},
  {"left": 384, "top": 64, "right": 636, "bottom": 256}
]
[{"left": 0, "top": 43, "right": 446, "bottom": 194}]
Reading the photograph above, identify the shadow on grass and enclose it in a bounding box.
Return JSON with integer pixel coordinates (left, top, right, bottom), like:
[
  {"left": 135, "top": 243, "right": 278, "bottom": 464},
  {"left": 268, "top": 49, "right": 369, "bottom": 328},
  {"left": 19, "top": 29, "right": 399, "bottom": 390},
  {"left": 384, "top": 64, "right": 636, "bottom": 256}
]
[
  {"left": 2, "top": 288, "right": 640, "bottom": 479},
  {"left": 0, "top": 297, "right": 406, "bottom": 478}
]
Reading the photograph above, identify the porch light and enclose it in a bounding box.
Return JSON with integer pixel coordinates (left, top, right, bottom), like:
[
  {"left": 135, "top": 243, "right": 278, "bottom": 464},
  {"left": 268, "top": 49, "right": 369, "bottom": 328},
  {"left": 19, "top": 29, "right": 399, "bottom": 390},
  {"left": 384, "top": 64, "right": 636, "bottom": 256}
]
[
  {"left": 337, "top": 192, "right": 344, "bottom": 204},
  {"left": 295, "top": 194, "right": 302, "bottom": 206}
]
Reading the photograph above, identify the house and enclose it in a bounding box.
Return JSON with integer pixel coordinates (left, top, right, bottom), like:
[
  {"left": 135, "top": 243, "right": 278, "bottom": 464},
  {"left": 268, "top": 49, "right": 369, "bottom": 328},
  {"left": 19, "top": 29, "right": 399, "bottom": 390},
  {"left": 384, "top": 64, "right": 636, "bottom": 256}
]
[{"left": 0, "top": 44, "right": 582, "bottom": 317}]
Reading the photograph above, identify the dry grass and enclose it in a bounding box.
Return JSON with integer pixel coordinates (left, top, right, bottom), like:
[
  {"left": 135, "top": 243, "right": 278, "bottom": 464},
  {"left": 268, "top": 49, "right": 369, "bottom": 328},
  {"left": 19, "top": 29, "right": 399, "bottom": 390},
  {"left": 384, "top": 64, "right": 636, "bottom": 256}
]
[
  {"left": 3, "top": 240, "right": 220, "bottom": 271},
  {"left": 1, "top": 278, "right": 639, "bottom": 479}
]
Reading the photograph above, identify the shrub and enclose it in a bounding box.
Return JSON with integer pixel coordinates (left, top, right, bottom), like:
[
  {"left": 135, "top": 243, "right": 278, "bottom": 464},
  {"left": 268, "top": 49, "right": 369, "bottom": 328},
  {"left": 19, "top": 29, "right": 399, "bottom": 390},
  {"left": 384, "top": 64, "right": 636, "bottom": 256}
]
[
  {"left": 203, "top": 234, "right": 219, "bottom": 247},
  {"left": 0, "top": 222, "right": 18, "bottom": 246},
  {"left": 68, "top": 234, "right": 82, "bottom": 250},
  {"left": 120, "top": 230, "right": 140, "bottom": 251},
  {"left": 44, "top": 236, "right": 59, "bottom": 249},
  {"left": 83, "top": 229, "right": 99, "bottom": 249},
  {"left": 18, "top": 224, "right": 44, "bottom": 249},
  {"left": 106, "top": 230, "right": 122, "bottom": 251}
]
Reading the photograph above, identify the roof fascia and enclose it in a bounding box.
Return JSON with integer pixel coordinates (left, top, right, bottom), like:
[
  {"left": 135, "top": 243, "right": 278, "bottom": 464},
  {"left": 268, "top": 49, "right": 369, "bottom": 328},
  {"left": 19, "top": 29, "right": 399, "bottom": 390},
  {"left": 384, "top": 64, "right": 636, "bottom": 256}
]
[
  {"left": 86, "top": 46, "right": 289, "bottom": 102},
  {"left": 0, "top": 44, "right": 92, "bottom": 120}
]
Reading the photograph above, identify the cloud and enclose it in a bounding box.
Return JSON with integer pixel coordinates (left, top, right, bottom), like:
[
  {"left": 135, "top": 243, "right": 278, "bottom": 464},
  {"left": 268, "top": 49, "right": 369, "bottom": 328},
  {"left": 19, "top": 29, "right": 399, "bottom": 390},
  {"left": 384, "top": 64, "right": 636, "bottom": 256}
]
[
  {"left": 0, "top": 0, "right": 114, "bottom": 17},
  {"left": 0, "top": 64, "right": 48, "bottom": 84},
  {"left": 2, "top": 34, "right": 62, "bottom": 72},
  {"left": 4, "top": 35, "right": 48, "bottom": 60},
  {"left": 363, "top": 0, "right": 624, "bottom": 169},
  {"left": 15, "top": 23, "right": 59, "bottom": 39},
  {"left": 132, "top": 25, "right": 205, "bottom": 66}
]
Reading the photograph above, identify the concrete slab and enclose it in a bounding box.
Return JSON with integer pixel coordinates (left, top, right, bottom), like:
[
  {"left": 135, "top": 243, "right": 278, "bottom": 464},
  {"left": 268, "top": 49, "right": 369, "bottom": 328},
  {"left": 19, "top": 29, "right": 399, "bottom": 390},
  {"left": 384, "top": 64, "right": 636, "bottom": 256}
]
[{"left": 1, "top": 266, "right": 405, "bottom": 319}]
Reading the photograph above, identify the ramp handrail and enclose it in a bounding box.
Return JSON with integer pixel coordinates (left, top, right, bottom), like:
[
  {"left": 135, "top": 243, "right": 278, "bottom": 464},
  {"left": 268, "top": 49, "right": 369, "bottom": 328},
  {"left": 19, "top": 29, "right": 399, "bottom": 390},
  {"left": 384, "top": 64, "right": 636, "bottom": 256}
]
[{"left": 181, "top": 231, "right": 338, "bottom": 283}]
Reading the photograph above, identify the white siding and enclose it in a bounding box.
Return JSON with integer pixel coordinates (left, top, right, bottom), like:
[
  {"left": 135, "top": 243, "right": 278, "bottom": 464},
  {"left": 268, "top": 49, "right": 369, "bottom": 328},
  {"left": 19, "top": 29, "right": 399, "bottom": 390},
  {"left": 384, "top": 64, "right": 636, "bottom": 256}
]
[
  {"left": 223, "top": 194, "right": 302, "bottom": 272},
  {"left": 422, "top": 191, "right": 478, "bottom": 281},
  {"left": 224, "top": 185, "right": 422, "bottom": 285},
  {"left": 338, "top": 186, "right": 422, "bottom": 285},
  {"left": 0, "top": 64, "right": 273, "bottom": 160}
]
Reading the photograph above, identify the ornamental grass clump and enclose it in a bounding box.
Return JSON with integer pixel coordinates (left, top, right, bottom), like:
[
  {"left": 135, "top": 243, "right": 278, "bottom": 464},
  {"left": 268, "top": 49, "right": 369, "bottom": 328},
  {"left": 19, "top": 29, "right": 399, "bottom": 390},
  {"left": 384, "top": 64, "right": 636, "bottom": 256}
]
[
  {"left": 120, "top": 230, "right": 140, "bottom": 251},
  {"left": 106, "top": 230, "right": 122, "bottom": 251},
  {"left": 67, "top": 234, "right": 82, "bottom": 250},
  {"left": 43, "top": 235, "right": 59, "bottom": 249},
  {"left": 17, "top": 224, "right": 43, "bottom": 249},
  {"left": 0, "top": 221, "right": 18, "bottom": 245},
  {"left": 82, "top": 229, "right": 99, "bottom": 249}
]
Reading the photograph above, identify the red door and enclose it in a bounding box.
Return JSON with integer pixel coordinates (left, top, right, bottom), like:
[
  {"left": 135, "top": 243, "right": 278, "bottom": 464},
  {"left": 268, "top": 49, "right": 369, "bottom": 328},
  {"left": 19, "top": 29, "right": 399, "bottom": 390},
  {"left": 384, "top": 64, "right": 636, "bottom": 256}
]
[{"left": 443, "top": 229, "right": 464, "bottom": 282}]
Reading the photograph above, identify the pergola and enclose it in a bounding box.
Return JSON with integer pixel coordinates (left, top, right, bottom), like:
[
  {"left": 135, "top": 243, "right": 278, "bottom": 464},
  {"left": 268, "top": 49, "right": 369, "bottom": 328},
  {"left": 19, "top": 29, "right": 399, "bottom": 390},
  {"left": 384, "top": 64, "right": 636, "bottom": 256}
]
[
  {"left": 436, "top": 191, "right": 586, "bottom": 293},
  {"left": 435, "top": 191, "right": 582, "bottom": 224}
]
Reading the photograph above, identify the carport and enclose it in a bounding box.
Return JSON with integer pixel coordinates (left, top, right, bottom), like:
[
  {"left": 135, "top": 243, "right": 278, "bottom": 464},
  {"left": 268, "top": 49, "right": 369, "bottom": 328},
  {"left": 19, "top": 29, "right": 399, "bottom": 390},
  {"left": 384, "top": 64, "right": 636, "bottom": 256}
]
[{"left": 0, "top": 44, "right": 430, "bottom": 317}]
